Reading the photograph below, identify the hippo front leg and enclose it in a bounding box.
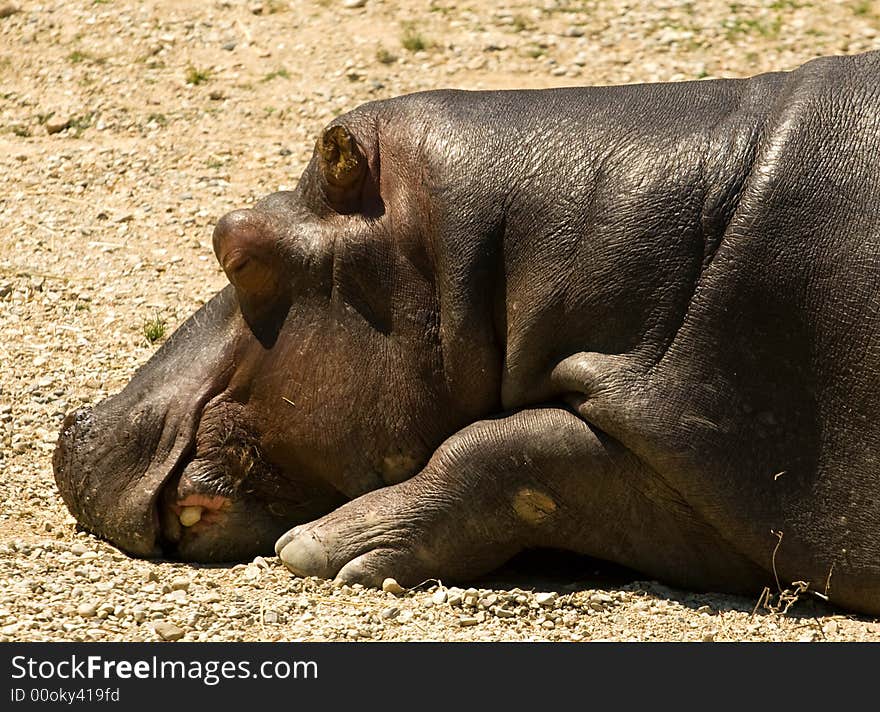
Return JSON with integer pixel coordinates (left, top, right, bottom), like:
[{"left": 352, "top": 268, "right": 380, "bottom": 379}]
[{"left": 275, "top": 407, "right": 634, "bottom": 587}]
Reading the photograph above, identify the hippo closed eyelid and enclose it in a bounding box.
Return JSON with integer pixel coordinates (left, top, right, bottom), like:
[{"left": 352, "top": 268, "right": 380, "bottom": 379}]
[
  {"left": 210, "top": 208, "right": 296, "bottom": 342},
  {"left": 213, "top": 211, "right": 277, "bottom": 286}
]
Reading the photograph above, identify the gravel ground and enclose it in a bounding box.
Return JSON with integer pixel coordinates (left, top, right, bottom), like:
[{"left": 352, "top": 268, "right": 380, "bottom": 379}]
[{"left": 2, "top": 0, "right": 880, "bottom": 642}]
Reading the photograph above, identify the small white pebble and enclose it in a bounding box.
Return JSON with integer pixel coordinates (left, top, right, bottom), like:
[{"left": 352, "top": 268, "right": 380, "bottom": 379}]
[{"left": 382, "top": 578, "right": 405, "bottom": 595}]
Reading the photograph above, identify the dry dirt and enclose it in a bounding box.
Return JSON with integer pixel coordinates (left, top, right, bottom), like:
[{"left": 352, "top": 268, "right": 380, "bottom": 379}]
[{"left": 2, "top": 0, "right": 880, "bottom": 642}]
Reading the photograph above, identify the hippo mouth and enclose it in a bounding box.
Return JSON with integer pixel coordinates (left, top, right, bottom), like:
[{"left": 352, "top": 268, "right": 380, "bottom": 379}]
[
  {"left": 150, "top": 434, "right": 344, "bottom": 562},
  {"left": 169, "top": 493, "right": 232, "bottom": 532},
  {"left": 151, "top": 411, "right": 284, "bottom": 560},
  {"left": 154, "top": 448, "right": 249, "bottom": 559},
  {"left": 155, "top": 466, "right": 234, "bottom": 557}
]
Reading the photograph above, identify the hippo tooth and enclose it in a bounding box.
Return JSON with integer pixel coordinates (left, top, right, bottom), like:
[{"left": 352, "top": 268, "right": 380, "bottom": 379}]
[{"left": 179, "top": 506, "right": 203, "bottom": 527}]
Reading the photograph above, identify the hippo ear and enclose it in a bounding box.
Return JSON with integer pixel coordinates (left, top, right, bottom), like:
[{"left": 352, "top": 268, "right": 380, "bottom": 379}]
[{"left": 316, "top": 124, "right": 367, "bottom": 213}]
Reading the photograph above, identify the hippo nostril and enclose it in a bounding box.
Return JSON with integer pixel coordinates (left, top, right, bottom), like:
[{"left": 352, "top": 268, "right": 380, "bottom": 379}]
[
  {"left": 59, "top": 406, "right": 94, "bottom": 448},
  {"left": 62, "top": 406, "right": 94, "bottom": 433}
]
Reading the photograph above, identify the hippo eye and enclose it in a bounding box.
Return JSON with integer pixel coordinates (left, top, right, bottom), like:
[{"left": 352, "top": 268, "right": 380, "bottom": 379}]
[{"left": 316, "top": 124, "right": 367, "bottom": 214}]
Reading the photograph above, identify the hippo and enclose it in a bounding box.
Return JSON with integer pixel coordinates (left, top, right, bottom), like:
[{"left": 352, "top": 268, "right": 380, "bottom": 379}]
[{"left": 54, "top": 49, "right": 880, "bottom": 615}]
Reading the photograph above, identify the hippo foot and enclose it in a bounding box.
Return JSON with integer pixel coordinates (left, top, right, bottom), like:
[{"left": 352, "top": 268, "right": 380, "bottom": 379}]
[{"left": 275, "top": 491, "right": 437, "bottom": 587}]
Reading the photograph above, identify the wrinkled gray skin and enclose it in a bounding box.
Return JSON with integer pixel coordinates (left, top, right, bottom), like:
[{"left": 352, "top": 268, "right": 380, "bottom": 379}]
[{"left": 54, "top": 50, "right": 880, "bottom": 615}]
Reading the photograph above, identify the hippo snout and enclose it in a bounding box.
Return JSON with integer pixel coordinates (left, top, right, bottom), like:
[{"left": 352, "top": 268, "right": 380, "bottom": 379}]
[
  {"left": 53, "top": 404, "right": 107, "bottom": 533},
  {"left": 51, "top": 397, "right": 178, "bottom": 559}
]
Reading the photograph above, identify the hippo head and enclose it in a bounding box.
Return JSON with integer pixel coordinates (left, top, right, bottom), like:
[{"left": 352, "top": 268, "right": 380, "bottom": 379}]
[{"left": 53, "top": 109, "right": 499, "bottom": 562}]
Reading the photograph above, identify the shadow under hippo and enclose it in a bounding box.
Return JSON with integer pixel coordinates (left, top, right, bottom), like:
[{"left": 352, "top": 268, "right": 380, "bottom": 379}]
[{"left": 54, "top": 49, "right": 880, "bottom": 616}]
